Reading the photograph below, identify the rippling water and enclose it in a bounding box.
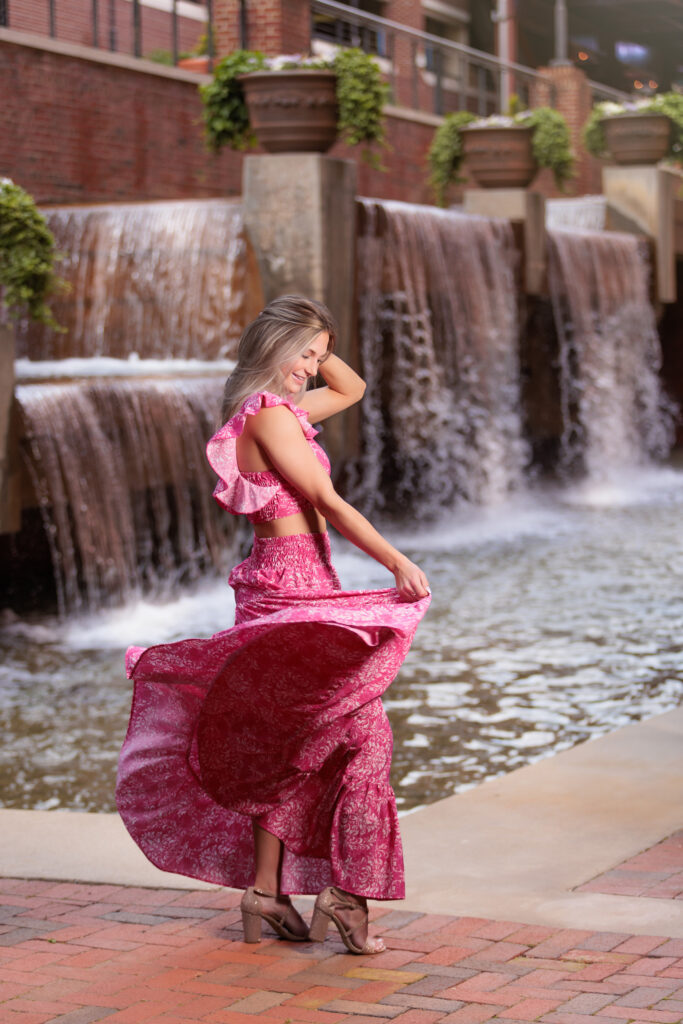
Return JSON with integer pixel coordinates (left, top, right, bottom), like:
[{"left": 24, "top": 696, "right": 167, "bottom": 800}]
[{"left": 2, "top": 467, "right": 682, "bottom": 813}]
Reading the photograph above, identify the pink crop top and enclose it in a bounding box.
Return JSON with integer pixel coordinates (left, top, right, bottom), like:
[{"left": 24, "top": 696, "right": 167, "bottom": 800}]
[{"left": 206, "top": 390, "right": 330, "bottom": 524}]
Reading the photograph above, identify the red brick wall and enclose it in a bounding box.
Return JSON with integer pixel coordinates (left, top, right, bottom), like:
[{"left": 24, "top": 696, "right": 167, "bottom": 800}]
[
  {"left": 8, "top": 0, "right": 205, "bottom": 57},
  {"left": 215, "top": 0, "right": 310, "bottom": 58},
  {"left": 0, "top": 35, "right": 242, "bottom": 204},
  {"left": 0, "top": 33, "right": 439, "bottom": 206}
]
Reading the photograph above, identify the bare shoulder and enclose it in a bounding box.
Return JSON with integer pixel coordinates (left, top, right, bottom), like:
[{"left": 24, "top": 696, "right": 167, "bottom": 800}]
[{"left": 246, "top": 403, "right": 304, "bottom": 441}]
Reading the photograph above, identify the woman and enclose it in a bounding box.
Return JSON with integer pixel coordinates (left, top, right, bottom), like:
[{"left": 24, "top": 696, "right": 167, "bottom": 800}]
[{"left": 117, "top": 296, "right": 430, "bottom": 956}]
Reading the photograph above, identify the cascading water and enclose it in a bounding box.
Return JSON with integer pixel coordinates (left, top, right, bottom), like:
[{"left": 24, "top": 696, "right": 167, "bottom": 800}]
[
  {"left": 16, "top": 199, "right": 262, "bottom": 361},
  {"left": 7, "top": 197, "right": 260, "bottom": 612},
  {"left": 16, "top": 377, "right": 235, "bottom": 615},
  {"left": 353, "top": 199, "right": 528, "bottom": 517},
  {"left": 547, "top": 228, "right": 676, "bottom": 478}
]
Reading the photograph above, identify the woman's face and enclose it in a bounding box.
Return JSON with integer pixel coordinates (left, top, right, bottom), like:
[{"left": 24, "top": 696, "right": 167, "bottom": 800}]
[{"left": 281, "top": 331, "right": 330, "bottom": 394}]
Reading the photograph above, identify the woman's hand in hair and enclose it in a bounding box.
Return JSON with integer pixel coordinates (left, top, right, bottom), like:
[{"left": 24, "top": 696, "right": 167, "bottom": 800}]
[{"left": 298, "top": 353, "right": 366, "bottom": 424}]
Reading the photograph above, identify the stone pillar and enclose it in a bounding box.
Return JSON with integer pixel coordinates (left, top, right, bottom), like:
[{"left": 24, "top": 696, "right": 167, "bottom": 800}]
[
  {"left": 0, "top": 323, "right": 20, "bottom": 534},
  {"left": 242, "top": 154, "right": 358, "bottom": 471},
  {"left": 214, "top": 0, "right": 311, "bottom": 60},
  {"left": 532, "top": 64, "right": 601, "bottom": 197},
  {"left": 603, "top": 165, "right": 679, "bottom": 303}
]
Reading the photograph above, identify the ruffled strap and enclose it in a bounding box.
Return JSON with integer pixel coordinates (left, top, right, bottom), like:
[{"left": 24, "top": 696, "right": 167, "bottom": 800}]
[{"left": 206, "top": 391, "right": 318, "bottom": 514}]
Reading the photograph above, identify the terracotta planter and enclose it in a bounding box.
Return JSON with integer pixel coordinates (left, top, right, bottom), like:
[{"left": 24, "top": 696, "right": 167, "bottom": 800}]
[
  {"left": 238, "top": 69, "right": 339, "bottom": 154},
  {"left": 176, "top": 56, "right": 209, "bottom": 73},
  {"left": 601, "top": 112, "right": 672, "bottom": 166},
  {"left": 461, "top": 125, "right": 537, "bottom": 189}
]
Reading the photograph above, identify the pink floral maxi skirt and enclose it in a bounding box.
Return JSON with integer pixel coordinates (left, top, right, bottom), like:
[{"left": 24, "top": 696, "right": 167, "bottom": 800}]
[{"left": 117, "top": 532, "right": 430, "bottom": 899}]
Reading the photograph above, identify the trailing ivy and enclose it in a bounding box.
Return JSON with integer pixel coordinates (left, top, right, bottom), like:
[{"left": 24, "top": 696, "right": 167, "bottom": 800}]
[
  {"left": 333, "top": 47, "right": 389, "bottom": 164},
  {"left": 0, "top": 179, "right": 66, "bottom": 328},
  {"left": 428, "top": 111, "right": 477, "bottom": 206},
  {"left": 525, "top": 107, "right": 574, "bottom": 188},
  {"left": 200, "top": 49, "right": 266, "bottom": 152}
]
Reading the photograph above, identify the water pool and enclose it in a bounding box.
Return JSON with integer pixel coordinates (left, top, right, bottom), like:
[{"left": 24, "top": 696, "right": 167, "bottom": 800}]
[{"left": 2, "top": 467, "right": 682, "bottom": 813}]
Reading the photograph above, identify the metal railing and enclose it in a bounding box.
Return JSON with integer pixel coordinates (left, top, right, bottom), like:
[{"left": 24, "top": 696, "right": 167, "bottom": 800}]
[
  {"left": 0, "top": 0, "right": 630, "bottom": 110},
  {"left": 0, "top": 0, "right": 214, "bottom": 69},
  {"left": 311, "top": 0, "right": 559, "bottom": 117},
  {"left": 588, "top": 79, "right": 631, "bottom": 103}
]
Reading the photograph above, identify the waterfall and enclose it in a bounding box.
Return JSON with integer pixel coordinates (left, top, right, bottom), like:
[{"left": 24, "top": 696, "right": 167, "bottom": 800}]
[
  {"left": 353, "top": 199, "right": 528, "bottom": 517},
  {"left": 16, "top": 377, "right": 236, "bottom": 615},
  {"left": 547, "top": 228, "right": 676, "bottom": 478},
  {"left": 17, "top": 199, "right": 262, "bottom": 361}
]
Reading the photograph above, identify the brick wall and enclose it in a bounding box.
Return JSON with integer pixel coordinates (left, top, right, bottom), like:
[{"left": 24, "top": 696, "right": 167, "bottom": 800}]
[
  {"left": 0, "top": 32, "right": 242, "bottom": 204},
  {"left": 7, "top": 0, "right": 206, "bottom": 58},
  {"left": 0, "top": 31, "right": 440, "bottom": 206},
  {"left": 215, "top": 0, "right": 309, "bottom": 58}
]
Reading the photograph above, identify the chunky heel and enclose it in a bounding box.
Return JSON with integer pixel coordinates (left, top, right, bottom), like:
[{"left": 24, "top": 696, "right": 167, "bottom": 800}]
[
  {"left": 310, "top": 887, "right": 385, "bottom": 954},
  {"left": 239, "top": 886, "right": 309, "bottom": 942},
  {"left": 308, "top": 906, "right": 330, "bottom": 942},
  {"left": 241, "top": 909, "right": 262, "bottom": 943}
]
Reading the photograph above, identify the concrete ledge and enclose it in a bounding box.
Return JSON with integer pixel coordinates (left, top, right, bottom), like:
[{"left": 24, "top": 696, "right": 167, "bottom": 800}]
[
  {"left": 1, "top": 709, "right": 681, "bottom": 934},
  {"left": 0, "top": 27, "right": 211, "bottom": 83},
  {"left": 401, "top": 706, "right": 683, "bottom": 935},
  {"left": 0, "top": 809, "right": 216, "bottom": 891}
]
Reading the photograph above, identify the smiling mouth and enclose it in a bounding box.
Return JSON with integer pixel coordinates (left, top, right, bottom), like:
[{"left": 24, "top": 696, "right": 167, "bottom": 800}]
[{"left": 292, "top": 373, "right": 306, "bottom": 384}]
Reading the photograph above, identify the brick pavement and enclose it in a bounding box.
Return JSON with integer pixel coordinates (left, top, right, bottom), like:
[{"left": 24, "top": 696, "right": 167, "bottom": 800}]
[
  {"left": 578, "top": 832, "right": 683, "bottom": 901},
  {"left": 1, "top": 878, "right": 682, "bottom": 1024}
]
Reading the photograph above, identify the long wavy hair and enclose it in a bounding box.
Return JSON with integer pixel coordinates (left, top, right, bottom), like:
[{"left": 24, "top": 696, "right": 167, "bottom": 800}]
[{"left": 220, "top": 295, "right": 337, "bottom": 424}]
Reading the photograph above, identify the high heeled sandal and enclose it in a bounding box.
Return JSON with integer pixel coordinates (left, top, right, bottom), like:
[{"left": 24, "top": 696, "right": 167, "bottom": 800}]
[
  {"left": 240, "top": 886, "right": 309, "bottom": 943},
  {"left": 308, "top": 886, "right": 386, "bottom": 955}
]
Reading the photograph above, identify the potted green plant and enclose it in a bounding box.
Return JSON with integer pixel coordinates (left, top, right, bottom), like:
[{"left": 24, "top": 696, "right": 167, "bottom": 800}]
[
  {"left": 428, "top": 105, "right": 574, "bottom": 204},
  {"left": 583, "top": 92, "right": 683, "bottom": 166},
  {"left": 200, "top": 47, "right": 388, "bottom": 164},
  {"left": 0, "top": 179, "right": 66, "bottom": 329}
]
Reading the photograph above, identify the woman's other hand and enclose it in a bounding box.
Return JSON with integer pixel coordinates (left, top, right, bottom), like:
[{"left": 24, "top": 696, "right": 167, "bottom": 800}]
[{"left": 392, "top": 556, "right": 430, "bottom": 601}]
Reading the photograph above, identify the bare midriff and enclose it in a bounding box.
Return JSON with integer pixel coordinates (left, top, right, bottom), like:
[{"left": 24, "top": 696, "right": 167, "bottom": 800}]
[{"left": 253, "top": 507, "right": 327, "bottom": 538}]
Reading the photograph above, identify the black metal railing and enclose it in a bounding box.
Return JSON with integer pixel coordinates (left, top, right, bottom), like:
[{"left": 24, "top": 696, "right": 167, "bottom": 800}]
[
  {"left": 310, "top": 0, "right": 559, "bottom": 117},
  {"left": 0, "top": 0, "right": 628, "bottom": 110}
]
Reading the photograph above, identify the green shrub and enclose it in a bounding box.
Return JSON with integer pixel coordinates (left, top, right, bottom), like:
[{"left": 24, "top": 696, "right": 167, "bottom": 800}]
[
  {"left": 526, "top": 107, "right": 574, "bottom": 188},
  {"left": 428, "top": 111, "right": 477, "bottom": 206},
  {"left": 0, "top": 180, "right": 66, "bottom": 328},
  {"left": 200, "top": 50, "right": 266, "bottom": 152},
  {"left": 333, "top": 47, "right": 389, "bottom": 164}
]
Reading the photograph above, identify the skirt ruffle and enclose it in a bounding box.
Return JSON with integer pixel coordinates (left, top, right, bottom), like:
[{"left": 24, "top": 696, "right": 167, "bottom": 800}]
[{"left": 116, "top": 532, "right": 430, "bottom": 899}]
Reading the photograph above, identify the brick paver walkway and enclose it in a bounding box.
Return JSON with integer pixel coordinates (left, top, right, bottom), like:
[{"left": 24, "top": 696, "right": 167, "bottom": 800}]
[
  {"left": 1, "top": 878, "right": 683, "bottom": 1024},
  {"left": 578, "top": 831, "right": 683, "bottom": 901}
]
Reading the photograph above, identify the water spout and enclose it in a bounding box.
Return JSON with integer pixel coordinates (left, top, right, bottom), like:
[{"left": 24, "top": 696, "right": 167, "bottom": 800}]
[
  {"left": 547, "top": 228, "right": 676, "bottom": 478},
  {"left": 353, "top": 199, "right": 528, "bottom": 517},
  {"left": 17, "top": 377, "right": 236, "bottom": 615},
  {"left": 17, "top": 199, "right": 262, "bottom": 361}
]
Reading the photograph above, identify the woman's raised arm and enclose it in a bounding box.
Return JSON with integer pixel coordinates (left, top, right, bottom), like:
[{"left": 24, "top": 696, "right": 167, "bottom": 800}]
[{"left": 298, "top": 353, "right": 366, "bottom": 424}]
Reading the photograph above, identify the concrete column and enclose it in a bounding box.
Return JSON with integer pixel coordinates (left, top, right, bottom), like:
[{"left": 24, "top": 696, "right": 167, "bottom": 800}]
[
  {"left": 0, "top": 323, "right": 20, "bottom": 534},
  {"left": 603, "top": 165, "right": 679, "bottom": 303},
  {"left": 241, "top": 153, "right": 358, "bottom": 472}
]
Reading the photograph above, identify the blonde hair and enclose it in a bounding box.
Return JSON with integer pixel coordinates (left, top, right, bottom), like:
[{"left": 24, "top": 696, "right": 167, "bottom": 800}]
[{"left": 220, "top": 295, "right": 337, "bottom": 424}]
